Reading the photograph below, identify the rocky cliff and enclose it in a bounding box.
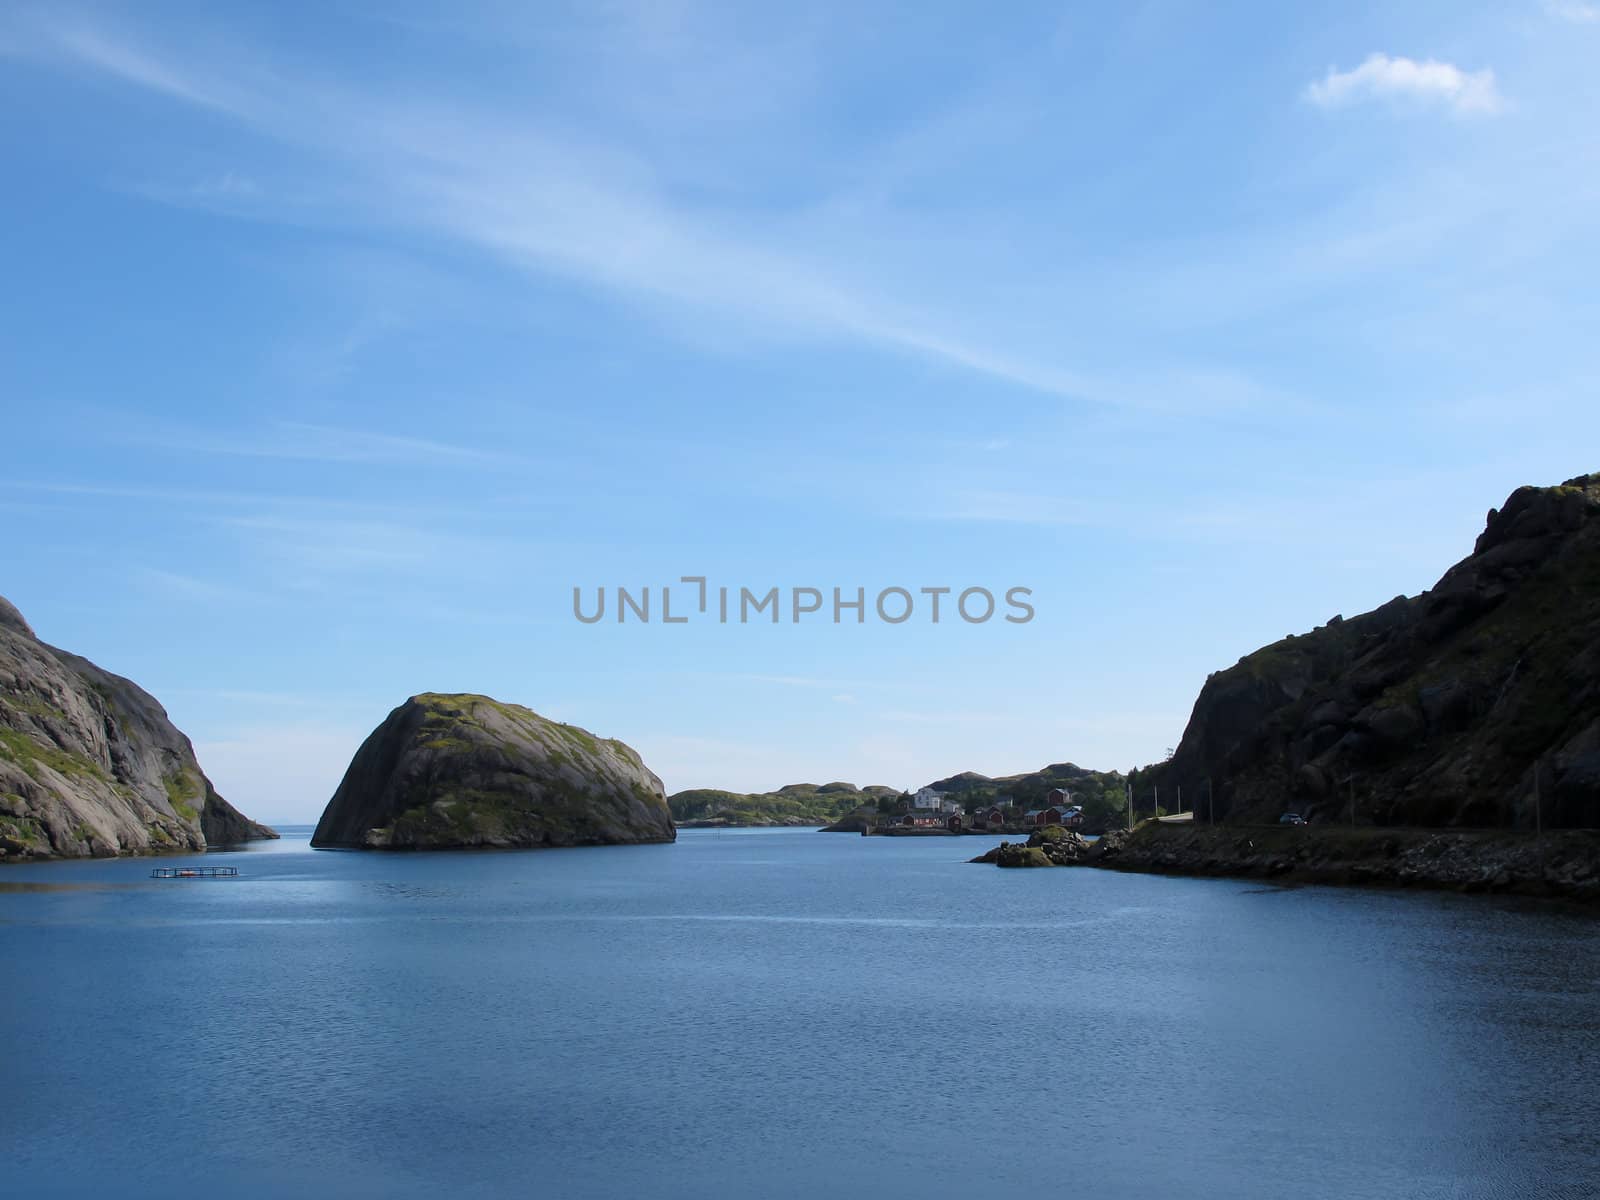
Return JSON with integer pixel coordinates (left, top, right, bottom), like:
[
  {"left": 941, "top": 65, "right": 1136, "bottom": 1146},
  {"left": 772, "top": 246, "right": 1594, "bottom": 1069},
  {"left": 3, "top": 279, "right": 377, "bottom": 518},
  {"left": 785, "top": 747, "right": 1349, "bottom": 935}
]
[
  {"left": 0, "top": 594, "right": 276, "bottom": 860},
  {"left": 1144, "top": 474, "right": 1600, "bottom": 828},
  {"left": 311, "top": 693, "right": 675, "bottom": 850}
]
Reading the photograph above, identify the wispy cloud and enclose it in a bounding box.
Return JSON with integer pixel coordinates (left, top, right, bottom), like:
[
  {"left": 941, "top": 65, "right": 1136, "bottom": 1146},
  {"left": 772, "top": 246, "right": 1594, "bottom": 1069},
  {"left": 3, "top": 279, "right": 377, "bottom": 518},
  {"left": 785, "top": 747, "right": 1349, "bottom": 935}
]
[
  {"left": 138, "top": 421, "right": 522, "bottom": 466},
  {"left": 916, "top": 489, "right": 1104, "bottom": 527},
  {"left": 882, "top": 708, "right": 1012, "bottom": 725},
  {"left": 733, "top": 673, "right": 868, "bottom": 690},
  {"left": 1304, "top": 53, "right": 1504, "bottom": 116},
  {"left": 216, "top": 514, "right": 511, "bottom": 571},
  {"left": 0, "top": 478, "right": 531, "bottom": 520},
  {"left": 1545, "top": 1, "right": 1600, "bottom": 23},
  {"left": 43, "top": 21, "right": 244, "bottom": 113},
  {"left": 133, "top": 567, "right": 261, "bottom": 604},
  {"left": 2, "top": 13, "right": 1270, "bottom": 413}
]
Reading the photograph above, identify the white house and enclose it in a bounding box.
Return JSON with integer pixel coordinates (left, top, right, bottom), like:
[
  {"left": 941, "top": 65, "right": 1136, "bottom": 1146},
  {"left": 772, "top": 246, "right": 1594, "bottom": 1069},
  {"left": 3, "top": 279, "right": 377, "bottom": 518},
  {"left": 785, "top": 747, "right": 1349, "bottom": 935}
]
[{"left": 914, "top": 787, "right": 961, "bottom": 814}]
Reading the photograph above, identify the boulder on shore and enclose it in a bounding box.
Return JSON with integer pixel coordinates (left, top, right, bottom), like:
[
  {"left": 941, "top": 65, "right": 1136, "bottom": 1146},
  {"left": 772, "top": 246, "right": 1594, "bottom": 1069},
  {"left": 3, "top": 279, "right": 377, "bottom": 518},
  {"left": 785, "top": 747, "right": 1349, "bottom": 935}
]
[{"left": 970, "top": 825, "right": 1095, "bottom": 867}]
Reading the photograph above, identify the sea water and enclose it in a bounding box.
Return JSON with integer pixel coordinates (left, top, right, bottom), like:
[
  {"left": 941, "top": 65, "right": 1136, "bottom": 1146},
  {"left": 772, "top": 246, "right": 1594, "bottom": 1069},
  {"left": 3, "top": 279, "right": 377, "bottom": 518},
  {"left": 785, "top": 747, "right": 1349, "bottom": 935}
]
[{"left": 3, "top": 827, "right": 1598, "bottom": 1199}]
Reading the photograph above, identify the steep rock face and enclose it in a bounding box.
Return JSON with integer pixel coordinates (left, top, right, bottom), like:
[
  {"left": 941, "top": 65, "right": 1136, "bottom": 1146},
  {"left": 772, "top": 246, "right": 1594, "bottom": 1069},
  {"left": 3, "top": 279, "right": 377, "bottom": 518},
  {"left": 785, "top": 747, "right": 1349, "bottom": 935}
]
[
  {"left": 1147, "top": 474, "right": 1600, "bottom": 828},
  {"left": 312, "top": 693, "right": 675, "bottom": 850},
  {"left": 0, "top": 595, "right": 277, "bottom": 860}
]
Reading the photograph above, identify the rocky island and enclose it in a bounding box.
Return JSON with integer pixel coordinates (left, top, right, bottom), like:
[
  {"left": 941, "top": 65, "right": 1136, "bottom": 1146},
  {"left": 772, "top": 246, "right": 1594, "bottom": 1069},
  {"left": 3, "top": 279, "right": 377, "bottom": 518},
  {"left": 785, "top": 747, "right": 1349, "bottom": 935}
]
[
  {"left": 311, "top": 693, "right": 675, "bottom": 850},
  {"left": 0, "top": 594, "right": 276, "bottom": 861}
]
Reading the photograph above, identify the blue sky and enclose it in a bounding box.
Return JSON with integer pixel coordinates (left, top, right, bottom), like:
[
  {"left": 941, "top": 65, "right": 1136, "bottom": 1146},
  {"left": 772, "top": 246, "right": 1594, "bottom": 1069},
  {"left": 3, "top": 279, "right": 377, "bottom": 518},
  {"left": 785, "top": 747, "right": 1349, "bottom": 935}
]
[{"left": 3, "top": 1, "right": 1597, "bottom": 825}]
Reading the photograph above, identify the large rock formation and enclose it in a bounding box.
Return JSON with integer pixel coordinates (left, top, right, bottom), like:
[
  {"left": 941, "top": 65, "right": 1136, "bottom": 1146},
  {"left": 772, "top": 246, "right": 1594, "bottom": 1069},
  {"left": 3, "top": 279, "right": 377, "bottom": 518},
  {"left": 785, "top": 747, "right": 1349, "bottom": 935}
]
[
  {"left": 312, "top": 693, "right": 675, "bottom": 850},
  {"left": 1142, "top": 473, "right": 1600, "bottom": 829},
  {"left": 0, "top": 594, "right": 276, "bottom": 860}
]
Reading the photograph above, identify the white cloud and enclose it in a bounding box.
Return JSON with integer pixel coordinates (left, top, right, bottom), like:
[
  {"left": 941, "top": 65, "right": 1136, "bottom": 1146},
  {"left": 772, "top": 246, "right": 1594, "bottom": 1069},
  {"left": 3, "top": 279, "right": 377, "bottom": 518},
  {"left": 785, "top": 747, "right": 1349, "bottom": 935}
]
[
  {"left": 1304, "top": 53, "right": 1504, "bottom": 116},
  {"left": 1545, "top": 1, "right": 1600, "bottom": 23}
]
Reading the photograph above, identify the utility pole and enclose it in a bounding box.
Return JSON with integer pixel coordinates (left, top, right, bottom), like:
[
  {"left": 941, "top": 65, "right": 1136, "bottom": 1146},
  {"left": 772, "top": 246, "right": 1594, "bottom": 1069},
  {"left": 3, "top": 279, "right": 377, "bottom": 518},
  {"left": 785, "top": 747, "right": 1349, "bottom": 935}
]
[
  {"left": 1535, "top": 761, "right": 1545, "bottom": 881},
  {"left": 1126, "top": 782, "right": 1133, "bottom": 831},
  {"left": 1154, "top": 784, "right": 1160, "bottom": 821}
]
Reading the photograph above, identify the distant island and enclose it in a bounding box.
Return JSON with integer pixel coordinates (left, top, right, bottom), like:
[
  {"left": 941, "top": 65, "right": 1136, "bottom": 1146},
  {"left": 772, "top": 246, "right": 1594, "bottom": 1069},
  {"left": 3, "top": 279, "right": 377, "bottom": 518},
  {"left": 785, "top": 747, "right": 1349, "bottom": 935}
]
[
  {"left": 670, "top": 768, "right": 1137, "bottom": 833},
  {"left": 670, "top": 782, "right": 901, "bottom": 827},
  {"left": 311, "top": 693, "right": 675, "bottom": 851}
]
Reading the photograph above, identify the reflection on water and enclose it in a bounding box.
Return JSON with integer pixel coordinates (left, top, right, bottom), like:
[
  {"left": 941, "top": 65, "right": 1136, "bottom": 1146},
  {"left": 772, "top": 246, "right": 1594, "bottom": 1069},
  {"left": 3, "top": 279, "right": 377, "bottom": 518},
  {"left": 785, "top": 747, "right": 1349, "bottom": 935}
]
[
  {"left": 0, "top": 880, "right": 143, "bottom": 894},
  {"left": 1, "top": 827, "right": 1597, "bottom": 1200}
]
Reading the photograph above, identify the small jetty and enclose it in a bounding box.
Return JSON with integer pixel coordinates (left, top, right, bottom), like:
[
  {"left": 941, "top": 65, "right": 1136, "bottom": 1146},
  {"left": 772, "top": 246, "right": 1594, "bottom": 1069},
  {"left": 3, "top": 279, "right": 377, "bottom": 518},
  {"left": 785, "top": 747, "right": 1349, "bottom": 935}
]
[{"left": 150, "top": 866, "right": 239, "bottom": 879}]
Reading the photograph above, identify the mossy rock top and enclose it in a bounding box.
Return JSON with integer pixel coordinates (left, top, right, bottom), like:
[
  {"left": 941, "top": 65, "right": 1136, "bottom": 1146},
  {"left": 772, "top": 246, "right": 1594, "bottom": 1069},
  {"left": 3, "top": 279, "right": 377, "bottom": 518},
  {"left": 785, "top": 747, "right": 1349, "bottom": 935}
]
[{"left": 311, "top": 693, "right": 674, "bottom": 851}]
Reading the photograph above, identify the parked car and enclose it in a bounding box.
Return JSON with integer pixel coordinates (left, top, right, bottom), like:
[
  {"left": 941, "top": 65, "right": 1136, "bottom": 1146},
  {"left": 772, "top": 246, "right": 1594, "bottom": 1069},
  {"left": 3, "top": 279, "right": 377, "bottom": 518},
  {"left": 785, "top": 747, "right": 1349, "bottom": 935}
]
[{"left": 1279, "top": 812, "right": 1307, "bottom": 826}]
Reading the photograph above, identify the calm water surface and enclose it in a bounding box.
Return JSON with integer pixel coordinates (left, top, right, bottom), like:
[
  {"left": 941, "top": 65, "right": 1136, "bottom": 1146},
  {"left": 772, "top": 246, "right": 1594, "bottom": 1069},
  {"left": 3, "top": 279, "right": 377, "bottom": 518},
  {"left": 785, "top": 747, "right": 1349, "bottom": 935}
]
[{"left": 3, "top": 827, "right": 1598, "bottom": 1199}]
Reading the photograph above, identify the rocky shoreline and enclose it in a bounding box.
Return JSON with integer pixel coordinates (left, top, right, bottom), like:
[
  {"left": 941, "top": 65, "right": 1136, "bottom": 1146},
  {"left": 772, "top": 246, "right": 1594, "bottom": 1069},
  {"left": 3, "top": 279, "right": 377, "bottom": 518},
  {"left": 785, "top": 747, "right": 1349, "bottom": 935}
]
[{"left": 973, "top": 822, "right": 1600, "bottom": 903}]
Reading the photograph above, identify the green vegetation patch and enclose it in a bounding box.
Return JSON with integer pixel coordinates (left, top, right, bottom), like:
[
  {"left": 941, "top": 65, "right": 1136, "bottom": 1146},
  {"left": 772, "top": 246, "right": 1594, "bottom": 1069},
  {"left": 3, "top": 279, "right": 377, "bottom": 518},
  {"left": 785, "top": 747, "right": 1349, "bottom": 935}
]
[
  {"left": 554, "top": 723, "right": 599, "bottom": 755},
  {"left": 163, "top": 768, "right": 200, "bottom": 822},
  {"left": 0, "top": 693, "right": 69, "bottom": 721},
  {"left": 0, "top": 727, "right": 107, "bottom": 782},
  {"left": 605, "top": 739, "right": 642, "bottom": 768},
  {"left": 0, "top": 815, "right": 45, "bottom": 846}
]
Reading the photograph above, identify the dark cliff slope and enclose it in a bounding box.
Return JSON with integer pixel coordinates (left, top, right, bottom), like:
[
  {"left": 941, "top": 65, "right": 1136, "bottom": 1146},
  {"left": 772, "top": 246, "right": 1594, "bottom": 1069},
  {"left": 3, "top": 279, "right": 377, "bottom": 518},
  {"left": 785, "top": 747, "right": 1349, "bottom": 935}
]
[
  {"left": 312, "top": 693, "right": 675, "bottom": 850},
  {"left": 1144, "top": 474, "right": 1600, "bottom": 828},
  {"left": 0, "top": 594, "right": 276, "bottom": 860}
]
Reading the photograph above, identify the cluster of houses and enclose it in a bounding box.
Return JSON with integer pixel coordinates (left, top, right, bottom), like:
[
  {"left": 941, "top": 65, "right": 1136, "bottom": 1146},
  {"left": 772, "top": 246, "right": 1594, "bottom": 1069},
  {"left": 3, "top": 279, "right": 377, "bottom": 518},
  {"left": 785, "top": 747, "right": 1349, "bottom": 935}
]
[{"left": 894, "top": 787, "right": 1084, "bottom": 833}]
